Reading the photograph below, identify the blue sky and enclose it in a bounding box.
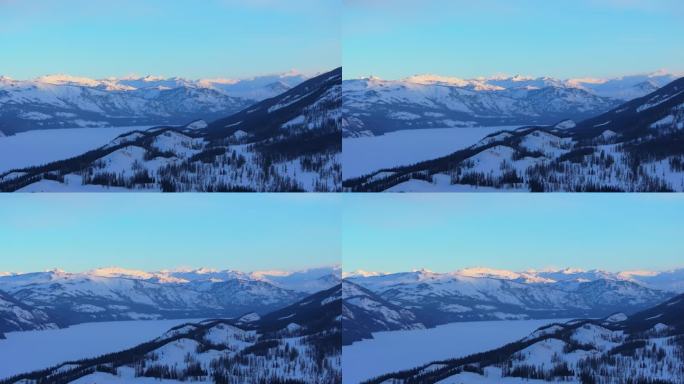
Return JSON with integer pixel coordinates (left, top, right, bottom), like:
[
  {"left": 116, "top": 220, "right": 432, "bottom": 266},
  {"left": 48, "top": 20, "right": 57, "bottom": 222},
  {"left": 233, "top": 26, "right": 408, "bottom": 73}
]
[
  {"left": 343, "top": 194, "right": 684, "bottom": 273},
  {"left": 343, "top": 0, "right": 684, "bottom": 79},
  {"left": 0, "top": 0, "right": 340, "bottom": 79},
  {"left": 0, "top": 194, "right": 340, "bottom": 273}
]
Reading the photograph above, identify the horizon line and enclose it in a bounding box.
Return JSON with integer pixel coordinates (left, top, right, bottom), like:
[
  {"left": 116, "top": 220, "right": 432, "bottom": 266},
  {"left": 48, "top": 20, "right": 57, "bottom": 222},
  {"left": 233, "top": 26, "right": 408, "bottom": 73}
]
[
  {"left": 341, "top": 68, "right": 684, "bottom": 82},
  {"left": 0, "top": 67, "right": 341, "bottom": 83},
  {"left": 342, "top": 265, "right": 684, "bottom": 275},
  {"left": 0, "top": 263, "right": 341, "bottom": 276}
]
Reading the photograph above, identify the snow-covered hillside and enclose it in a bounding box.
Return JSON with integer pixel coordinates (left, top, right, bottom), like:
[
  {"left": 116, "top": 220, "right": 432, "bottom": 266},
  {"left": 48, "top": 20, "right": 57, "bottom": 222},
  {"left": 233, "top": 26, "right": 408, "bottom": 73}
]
[
  {"left": 3, "top": 285, "right": 342, "bottom": 384},
  {"left": 0, "top": 266, "right": 340, "bottom": 336},
  {"left": 343, "top": 268, "right": 676, "bottom": 344},
  {"left": 345, "top": 77, "right": 684, "bottom": 192},
  {"left": 0, "top": 72, "right": 307, "bottom": 135},
  {"left": 0, "top": 67, "right": 342, "bottom": 192},
  {"left": 368, "top": 293, "right": 684, "bottom": 384},
  {"left": 342, "top": 280, "right": 424, "bottom": 345},
  {"left": 342, "top": 71, "right": 679, "bottom": 137},
  {"left": 0, "top": 291, "right": 57, "bottom": 337}
]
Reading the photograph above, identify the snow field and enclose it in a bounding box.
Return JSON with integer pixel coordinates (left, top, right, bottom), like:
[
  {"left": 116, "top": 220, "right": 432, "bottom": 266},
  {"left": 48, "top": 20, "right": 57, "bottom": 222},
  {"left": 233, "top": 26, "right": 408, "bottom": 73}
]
[
  {"left": 342, "top": 126, "right": 518, "bottom": 179},
  {"left": 0, "top": 319, "right": 203, "bottom": 379},
  {"left": 342, "top": 318, "right": 569, "bottom": 384},
  {"left": 0, "top": 126, "right": 150, "bottom": 173}
]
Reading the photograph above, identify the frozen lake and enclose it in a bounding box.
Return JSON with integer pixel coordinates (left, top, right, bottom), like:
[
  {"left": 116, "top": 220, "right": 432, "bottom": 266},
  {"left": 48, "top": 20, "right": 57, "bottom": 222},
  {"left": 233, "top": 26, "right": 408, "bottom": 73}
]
[
  {"left": 0, "top": 126, "right": 150, "bottom": 174},
  {"left": 342, "top": 318, "right": 568, "bottom": 384},
  {"left": 0, "top": 318, "right": 201, "bottom": 379},
  {"left": 343, "top": 126, "right": 519, "bottom": 179}
]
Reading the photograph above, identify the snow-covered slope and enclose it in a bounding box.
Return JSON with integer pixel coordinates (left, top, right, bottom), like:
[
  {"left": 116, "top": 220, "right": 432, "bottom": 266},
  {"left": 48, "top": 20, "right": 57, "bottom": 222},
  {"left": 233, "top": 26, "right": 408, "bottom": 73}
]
[
  {"left": 345, "top": 77, "right": 684, "bottom": 192},
  {"left": 344, "top": 268, "right": 674, "bottom": 344},
  {"left": 0, "top": 67, "right": 342, "bottom": 192},
  {"left": 0, "top": 291, "right": 57, "bottom": 338},
  {"left": 5, "top": 285, "right": 341, "bottom": 384},
  {"left": 342, "top": 280, "right": 424, "bottom": 345},
  {"left": 0, "top": 72, "right": 307, "bottom": 135},
  {"left": 369, "top": 293, "right": 684, "bottom": 384},
  {"left": 0, "top": 266, "right": 340, "bottom": 334}
]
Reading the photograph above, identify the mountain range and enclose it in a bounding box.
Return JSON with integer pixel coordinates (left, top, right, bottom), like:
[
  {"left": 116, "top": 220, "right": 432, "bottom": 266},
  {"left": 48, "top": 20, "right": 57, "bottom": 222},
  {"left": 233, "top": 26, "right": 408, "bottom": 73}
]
[
  {"left": 0, "top": 72, "right": 308, "bottom": 135},
  {"left": 0, "top": 266, "right": 340, "bottom": 337},
  {"left": 344, "top": 76, "right": 684, "bottom": 192},
  {"left": 0, "top": 67, "right": 342, "bottom": 192},
  {"left": 1, "top": 285, "right": 341, "bottom": 384},
  {"left": 342, "top": 267, "right": 683, "bottom": 344},
  {"left": 365, "top": 292, "right": 684, "bottom": 384},
  {"left": 342, "top": 71, "right": 680, "bottom": 136}
]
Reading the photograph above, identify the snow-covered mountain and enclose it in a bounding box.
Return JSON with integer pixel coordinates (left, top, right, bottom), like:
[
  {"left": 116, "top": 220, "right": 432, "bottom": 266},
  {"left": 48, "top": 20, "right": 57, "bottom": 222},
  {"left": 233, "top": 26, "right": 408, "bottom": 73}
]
[
  {"left": 368, "top": 293, "right": 684, "bottom": 384},
  {"left": 342, "top": 71, "right": 679, "bottom": 136},
  {"left": 4, "top": 285, "right": 341, "bottom": 383},
  {"left": 0, "top": 290, "right": 57, "bottom": 338},
  {"left": 253, "top": 265, "right": 342, "bottom": 293},
  {"left": 345, "top": 76, "right": 684, "bottom": 192},
  {"left": 0, "top": 67, "right": 342, "bottom": 192},
  {"left": 0, "top": 266, "right": 340, "bottom": 335},
  {"left": 344, "top": 268, "right": 675, "bottom": 343},
  {"left": 456, "top": 267, "right": 684, "bottom": 293},
  {"left": 619, "top": 269, "right": 684, "bottom": 293},
  {"left": 342, "top": 280, "right": 424, "bottom": 345},
  {"left": 0, "top": 72, "right": 307, "bottom": 135},
  {"left": 567, "top": 71, "right": 680, "bottom": 100},
  {"left": 348, "top": 267, "right": 684, "bottom": 292}
]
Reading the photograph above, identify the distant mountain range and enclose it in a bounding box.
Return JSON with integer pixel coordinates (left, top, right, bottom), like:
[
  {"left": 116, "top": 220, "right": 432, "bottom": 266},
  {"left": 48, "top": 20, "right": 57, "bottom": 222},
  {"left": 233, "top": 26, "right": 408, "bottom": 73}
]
[
  {"left": 342, "top": 267, "right": 683, "bottom": 344},
  {"left": 2, "top": 285, "right": 341, "bottom": 384},
  {"left": 365, "top": 292, "right": 684, "bottom": 384},
  {"left": 0, "top": 67, "right": 342, "bottom": 192},
  {"left": 343, "top": 71, "right": 680, "bottom": 136},
  {"left": 0, "top": 266, "right": 340, "bottom": 337},
  {"left": 0, "top": 72, "right": 308, "bottom": 134},
  {"left": 344, "top": 76, "right": 684, "bottom": 192}
]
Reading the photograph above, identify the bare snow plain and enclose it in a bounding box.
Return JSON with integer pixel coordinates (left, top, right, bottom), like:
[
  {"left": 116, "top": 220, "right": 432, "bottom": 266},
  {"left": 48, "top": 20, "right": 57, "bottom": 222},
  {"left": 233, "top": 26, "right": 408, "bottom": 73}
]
[
  {"left": 0, "top": 318, "right": 201, "bottom": 380},
  {"left": 0, "top": 126, "right": 150, "bottom": 173},
  {"left": 342, "top": 318, "right": 569, "bottom": 384},
  {"left": 342, "top": 126, "right": 519, "bottom": 179}
]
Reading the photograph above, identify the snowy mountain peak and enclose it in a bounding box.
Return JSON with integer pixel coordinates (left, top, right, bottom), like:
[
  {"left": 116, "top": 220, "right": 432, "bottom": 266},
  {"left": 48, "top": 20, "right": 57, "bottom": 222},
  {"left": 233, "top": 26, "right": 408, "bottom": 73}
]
[
  {"left": 46, "top": 268, "right": 67, "bottom": 276},
  {"left": 619, "top": 270, "right": 660, "bottom": 278},
  {"left": 511, "top": 74, "right": 535, "bottom": 82},
  {"left": 405, "top": 74, "right": 469, "bottom": 86},
  {"left": 410, "top": 268, "right": 438, "bottom": 278},
  {"left": 363, "top": 75, "right": 383, "bottom": 82},
  {"left": 342, "top": 270, "right": 387, "bottom": 278},
  {"left": 36, "top": 74, "right": 100, "bottom": 86},
  {"left": 141, "top": 75, "right": 167, "bottom": 82},
  {"left": 456, "top": 267, "right": 521, "bottom": 280},
  {"left": 87, "top": 267, "right": 154, "bottom": 279}
]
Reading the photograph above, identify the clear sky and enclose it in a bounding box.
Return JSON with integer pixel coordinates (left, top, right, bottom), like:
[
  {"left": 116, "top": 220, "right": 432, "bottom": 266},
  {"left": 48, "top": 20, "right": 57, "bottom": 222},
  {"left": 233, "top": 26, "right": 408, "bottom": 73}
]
[
  {"left": 343, "top": 0, "right": 684, "bottom": 80},
  {"left": 0, "top": 194, "right": 340, "bottom": 273},
  {"left": 343, "top": 194, "right": 684, "bottom": 273},
  {"left": 0, "top": 0, "right": 340, "bottom": 79}
]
